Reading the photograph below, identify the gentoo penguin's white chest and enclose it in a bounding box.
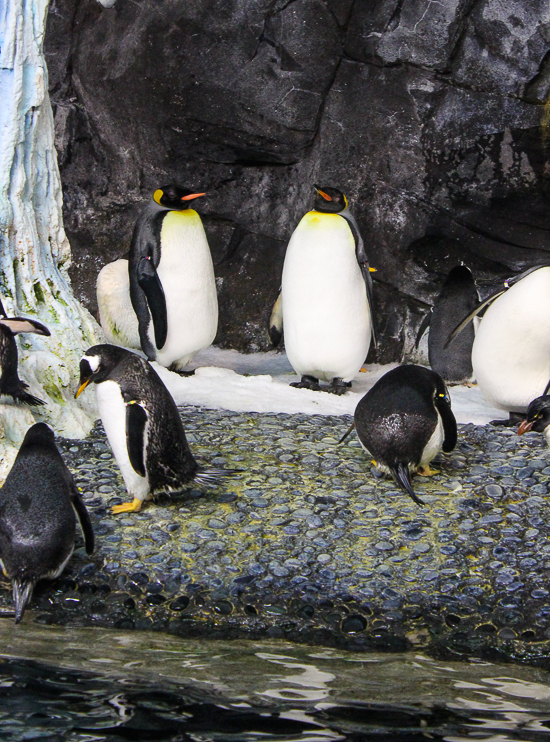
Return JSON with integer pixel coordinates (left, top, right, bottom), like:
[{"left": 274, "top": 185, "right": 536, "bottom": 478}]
[
  {"left": 472, "top": 267, "right": 550, "bottom": 412},
  {"left": 281, "top": 211, "right": 371, "bottom": 382},
  {"left": 150, "top": 209, "right": 218, "bottom": 370},
  {"left": 95, "top": 380, "right": 151, "bottom": 503}
]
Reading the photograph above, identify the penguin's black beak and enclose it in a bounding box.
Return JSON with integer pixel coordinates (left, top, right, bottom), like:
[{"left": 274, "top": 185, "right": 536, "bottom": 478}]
[{"left": 517, "top": 419, "right": 533, "bottom": 435}]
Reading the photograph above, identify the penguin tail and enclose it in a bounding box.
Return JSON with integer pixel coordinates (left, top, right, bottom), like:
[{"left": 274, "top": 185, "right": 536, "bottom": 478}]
[
  {"left": 390, "top": 462, "right": 425, "bottom": 507},
  {"left": 13, "top": 578, "right": 35, "bottom": 624},
  {"left": 194, "top": 467, "right": 242, "bottom": 487},
  {"left": 14, "top": 390, "right": 46, "bottom": 407}
]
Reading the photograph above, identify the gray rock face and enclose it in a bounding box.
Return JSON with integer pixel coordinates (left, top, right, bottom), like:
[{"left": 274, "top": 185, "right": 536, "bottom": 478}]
[{"left": 45, "top": 0, "right": 550, "bottom": 356}]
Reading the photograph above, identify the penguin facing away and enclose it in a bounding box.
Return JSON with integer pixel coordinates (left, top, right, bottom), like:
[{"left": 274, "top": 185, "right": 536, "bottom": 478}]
[
  {"left": 271, "top": 185, "right": 376, "bottom": 395},
  {"left": 446, "top": 265, "right": 550, "bottom": 414},
  {"left": 517, "top": 395, "right": 550, "bottom": 445},
  {"left": 75, "top": 344, "right": 233, "bottom": 514},
  {"left": 97, "top": 259, "right": 140, "bottom": 350},
  {"left": 129, "top": 184, "right": 218, "bottom": 371},
  {"left": 415, "top": 265, "right": 478, "bottom": 383},
  {"left": 0, "top": 299, "right": 50, "bottom": 406},
  {"left": 346, "top": 365, "right": 457, "bottom": 506},
  {"left": 0, "top": 423, "right": 94, "bottom": 623}
]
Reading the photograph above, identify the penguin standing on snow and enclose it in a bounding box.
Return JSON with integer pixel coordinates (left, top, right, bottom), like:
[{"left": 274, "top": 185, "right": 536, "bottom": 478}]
[
  {"left": 0, "top": 299, "right": 50, "bottom": 406},
  {"left": 446, "top": 265, "right": 550, "bottom": 415},
  {"left": 270, "top": 185, "right": 376, "bottom": 395},
  {"left": 341, "top": 365, "right": 457, "bottom": 506},
  {"left": 75, "top": 344, "right": 233, "bottom": 514},
  {"left": 0, "top": 423, "right": 94, "bottom": 623},
  {"left": 129, "top": 184, "right": 218, "bottom": 371},
  {"left": 415, "top": 265, "right": 478, "bottom": 383}
]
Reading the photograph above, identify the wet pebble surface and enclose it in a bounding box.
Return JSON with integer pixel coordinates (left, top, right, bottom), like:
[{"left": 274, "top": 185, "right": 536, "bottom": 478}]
[{"left": 3, "top": 409, "right": 550, "bottom": 664}]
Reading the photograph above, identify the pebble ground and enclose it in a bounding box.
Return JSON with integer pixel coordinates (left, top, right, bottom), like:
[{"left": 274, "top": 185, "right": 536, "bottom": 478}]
[{"left": 2, "top": 405, "right": 550, "bottom": 666}]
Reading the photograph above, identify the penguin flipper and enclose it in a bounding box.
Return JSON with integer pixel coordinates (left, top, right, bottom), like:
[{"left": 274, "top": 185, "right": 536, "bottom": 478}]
[
  {"left": 70, "top": 484, "right": 95, "bottom": 555},
  {"left": 415, "top": 310, "right": 432, "bottom": 349},
  {"left": 435, "top": 395, "right": 458, "bottom": 453},
  {"left": 390, "top": 462, "right": 424, "bottom": 506},
  {"left": 0, "top": 318, "right": 50, "bottom": 336},
  {"left": 269, "top": 289, "right": 283, "bottom": 347},
  {"left": 126, "top": 401, "right": 148, "bottom": 478},
  {"left": 136, "top": 257, "right": 167, "bottom": 350},
  {"left": 444, "top": 290, "right": 507, "bottom": 348}
]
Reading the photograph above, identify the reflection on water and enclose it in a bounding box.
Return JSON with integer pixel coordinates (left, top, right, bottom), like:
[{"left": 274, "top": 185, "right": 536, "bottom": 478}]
[{"left": 0, "top": 621, "right": 550, "bottom": 740}]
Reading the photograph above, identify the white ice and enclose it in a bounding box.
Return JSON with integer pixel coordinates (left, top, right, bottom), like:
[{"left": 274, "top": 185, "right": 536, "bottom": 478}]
[{"left": 151, "top": 347, "right": 504, "bottom": 424}]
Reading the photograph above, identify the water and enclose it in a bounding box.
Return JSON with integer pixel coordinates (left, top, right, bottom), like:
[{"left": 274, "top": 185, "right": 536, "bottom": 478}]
[{"left": 0, "top": 620, "right": 550, "bottom": 740}]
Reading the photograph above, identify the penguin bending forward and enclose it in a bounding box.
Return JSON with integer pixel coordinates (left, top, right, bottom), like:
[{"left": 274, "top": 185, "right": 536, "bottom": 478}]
[
  {"left": 518, "top": 395, "right": 550, "bottom": 445},
  {"left": 75, "top": 344, "right": 233, "bottom": 514},
  {"left": 415, "top": 265, "right": 478, "bottom": 384},
  {"left": 128, "top": 184, "right": 218, "bottom": 371},
  {"left": 0, "top": 299, "right": 50, "bottom": 406},
  {"left": 270, "top": 185, "right": 376, "bottom": 395},
  {"left": 446, "top": 265, "right": 550, "bottom": 414},
  {"left": 343, "top": 365, "right": 457, "bottom": 506},
  {"left": 0, "top": 423, "right": 94, "bottom": 623}
]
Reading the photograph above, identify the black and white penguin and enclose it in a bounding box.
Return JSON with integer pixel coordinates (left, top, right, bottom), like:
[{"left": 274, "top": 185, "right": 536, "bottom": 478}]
[
  {"left": 0, "top": 299, "right": 50, "bottom": 406},
  {"left": 128, "top": 184, "right": 218, "bottom": 371},
  {"left": 75, "top": 344, "right": 232, "bottom": 514},
  {"left": 0, "top": 423, "right": 94, "bottom": 623},
  {"left": 344, "top": 365, "right": 457, "bottom": 506},
  {"left": 270, "top": 185, "right": 376, "bottom": 395},
  {"left": 447, "top": 265, "right": 550, "bottom": 414},
  {"left": 517, "top": 395, "right": 550, "bottom": 445},
  {"left": 416, "top": 266, "right": 478, "bottom": 383}
]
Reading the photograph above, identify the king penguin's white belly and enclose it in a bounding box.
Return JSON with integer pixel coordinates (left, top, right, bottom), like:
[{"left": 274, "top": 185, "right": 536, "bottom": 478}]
[
  {"left": 282, "top": 211, "right": 371, "bottom": 382},
  {"left": 97, "top": 259, "right": 140, "bottom": 349},
  {"left": 96, "top": 381, "right": 150, "bottom": 502},
  {"left": 472, "top": 267, "right": 550, "bottom": 412},
  {"left": 149, "top": 210, "right": 218, "bottom": 370}
]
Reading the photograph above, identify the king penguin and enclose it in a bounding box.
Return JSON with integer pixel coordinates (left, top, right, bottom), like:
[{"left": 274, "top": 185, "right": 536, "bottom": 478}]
[
  {"left": 0, "top": 423, "right": 94, "bottom": 623},
  {"left": 341, "top": 365, "right": 457, "bottom": 506},
  {"left": 128, "top": 184, "right": 218, "bottom": 371},
  {"left": 75, "top": 344, "right": 233, "bottom": 514},
  {"left": 270, "top": 185, "right": 376, "bottom": 395},
  {"left": 97, "top": 258, "right": 140, "bottom": 350},
  {"left": 415, "top": 265, "right": 478, "bottom": 383},
  {"left": 0, "top": 299, "right": 50, "bottom": 406},
  {"left": 446, "top": 265, "right": 550, "bottom": 414}
]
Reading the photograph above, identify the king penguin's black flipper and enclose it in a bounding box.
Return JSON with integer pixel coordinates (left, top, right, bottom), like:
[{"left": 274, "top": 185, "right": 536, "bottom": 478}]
[
  {"left": 390, "top": 462, "right": 424, "bottom": 507},
  {"left": 126, "top": 401, "right": 148, "bottom": 477},
  {"left": 70, "top": 483, "right": 95, "bottom": 555},
  {"left": 136, "top": 257, "right": 167, "bottom": 350},
  {"left": 269, "top": 289, "right": 283, "bottom": 347},
  {"left": 444, "top": 290, "right": 506, "bottom": 348},
  {"left": 435, "top": 394, "right": 457, "bottom": 452},
  {"left": 415, "top": 311, "right": 432, "bottom": 349},
  {"left": 340, "top": 210, "right": 377, "bottom": 347}
]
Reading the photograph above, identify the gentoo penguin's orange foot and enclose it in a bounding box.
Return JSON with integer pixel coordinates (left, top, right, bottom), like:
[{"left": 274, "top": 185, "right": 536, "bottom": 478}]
[
  {"left": 417, "top": 464, "right": 439, "bottom": 477},
  {"left": 112, "top": 498, "right": 142, "bottom": 514},
  {"left": 290, "top": 375, "right": 320, "bottom": 391}
]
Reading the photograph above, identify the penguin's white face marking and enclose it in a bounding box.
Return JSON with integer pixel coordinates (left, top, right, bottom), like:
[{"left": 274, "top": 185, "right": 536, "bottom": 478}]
[{"left": 82, "top": 355, "right": 100, "bottom": 373}]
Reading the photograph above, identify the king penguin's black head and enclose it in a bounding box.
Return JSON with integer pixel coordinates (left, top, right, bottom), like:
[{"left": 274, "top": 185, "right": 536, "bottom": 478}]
[
  {"left": 518, "top": 395, "right": 550, "bottom": 435},
  {"left": 75, "top": 344, "right": 130, "bottom": 398},
  {"left": 153, "top": 184, "right": 206, "bottom": 210},
  {"left": 313, "top": 185, "right": 348, "bottom": 214}
]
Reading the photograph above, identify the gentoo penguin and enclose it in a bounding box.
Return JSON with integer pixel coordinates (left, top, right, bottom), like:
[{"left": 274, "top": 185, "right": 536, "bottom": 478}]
[
  {"left": 129, "top": 184, "right": 218, "bottom": 371},
  {"left": 0, "top": 423, "right": 94, "bottom": 622},
  {"left": 447, "top": 265, "right": 550, "bottom": 414},
  {"left": 270, "top": 185, "right": 376, "bottom": 395},
  {"left": 518, "top": 395, "right": 550, "bottom": 445},
  {"left": 97, "top": 259, "right": 140, "bottom": 349},
  {"left": 415, "top": 266, "right": 478, "bottom": 383},
  {"left": 75, "top": 344, "right": 232, "bottom": 514},
  {"left": 341, "top": 365, "right": 456, "bottom": 506},
  {"left": 0, "top": 299, "right": 50, "bottom": 406}
]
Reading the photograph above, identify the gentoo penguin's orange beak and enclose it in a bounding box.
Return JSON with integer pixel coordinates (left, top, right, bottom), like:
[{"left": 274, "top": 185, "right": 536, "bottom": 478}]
[
  {"left": 75, "top": 379, "right": 90, "bottom": 399},
  {"left": 181, "top": 193, "right": 206, "bottom": 201},
  {"left": 517, "top": 419, "right": 534, "bottom": 435}
]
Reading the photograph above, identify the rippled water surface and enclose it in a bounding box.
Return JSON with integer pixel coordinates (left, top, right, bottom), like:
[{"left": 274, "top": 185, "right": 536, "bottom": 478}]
[{"left": 1, "top": 620, "right": 550, "bottom": 740}]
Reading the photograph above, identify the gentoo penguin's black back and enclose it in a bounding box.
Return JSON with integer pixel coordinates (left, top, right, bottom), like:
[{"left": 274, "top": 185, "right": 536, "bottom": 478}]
[
  {"left": 429, "top": 266, "right": 478, "bottom": 382},
  {"left": 0, "top": 423, "right": 94, "bottom": 622}
]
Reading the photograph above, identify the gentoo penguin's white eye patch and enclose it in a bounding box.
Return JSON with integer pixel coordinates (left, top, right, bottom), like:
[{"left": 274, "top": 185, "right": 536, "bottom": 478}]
[{"left": 82, "top": 355, "right": 100, "bottom": 372}]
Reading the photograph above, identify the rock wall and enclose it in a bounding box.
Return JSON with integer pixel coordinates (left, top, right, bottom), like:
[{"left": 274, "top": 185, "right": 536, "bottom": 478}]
[{"left": 45, "top": 0, "right": 550, "bottom": 359}]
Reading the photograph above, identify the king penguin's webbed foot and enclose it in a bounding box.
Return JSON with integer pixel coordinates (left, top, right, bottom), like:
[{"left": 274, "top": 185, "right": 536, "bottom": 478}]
[
  {"left": 327, "top": 378, "right": 352, "bottom": 396},
  {"left": 417, "top": 464, "right": 439, "bottom": 477},
  {"left": 290, "top": 375, "right": 320, "bottom": 391},
  {"left": 171, "top": 368, "right": 195, "bottom": 377},
  {"left": 490, "top": 412, "right": 524, "bottom": 427},
  {"left": 112, "top": 498, "right": 143, "bottom": 514}
]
